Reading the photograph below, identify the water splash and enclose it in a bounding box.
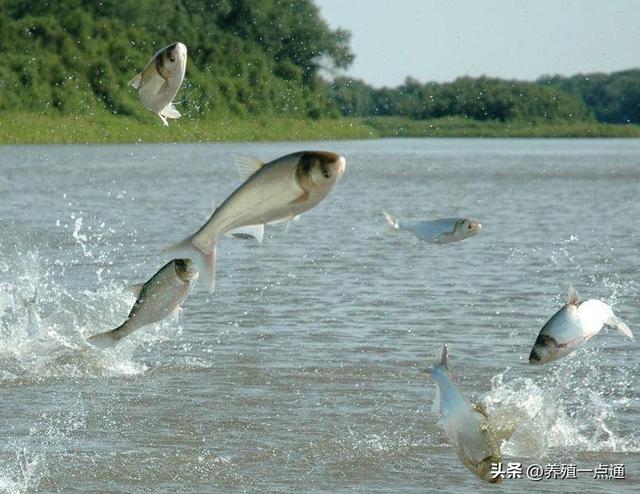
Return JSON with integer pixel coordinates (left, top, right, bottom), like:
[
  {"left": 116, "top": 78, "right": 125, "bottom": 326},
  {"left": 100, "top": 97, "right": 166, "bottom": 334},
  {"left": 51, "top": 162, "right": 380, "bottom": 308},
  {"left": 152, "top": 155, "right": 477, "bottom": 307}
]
[
  {"left": 0, "top": 248, "right": 178, "bottom": 382},
  {"left": 481, "top": 350, "right": 639, "bottom": 459},
  {"left": 0, "top": 396, "right": 88, "bottom": 493}
]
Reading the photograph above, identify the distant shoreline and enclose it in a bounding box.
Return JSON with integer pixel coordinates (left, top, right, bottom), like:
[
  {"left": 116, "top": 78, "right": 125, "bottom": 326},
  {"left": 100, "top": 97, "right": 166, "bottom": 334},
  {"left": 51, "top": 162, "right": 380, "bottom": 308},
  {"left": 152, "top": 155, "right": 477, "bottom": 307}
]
[{"left": 1, "top": 113, "right": 639, "bottom": 145}]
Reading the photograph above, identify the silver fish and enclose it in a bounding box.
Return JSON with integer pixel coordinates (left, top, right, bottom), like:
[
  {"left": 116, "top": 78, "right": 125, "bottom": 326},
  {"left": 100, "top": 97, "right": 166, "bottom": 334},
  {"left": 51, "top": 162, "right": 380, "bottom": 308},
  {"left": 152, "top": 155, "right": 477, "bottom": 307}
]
[
  {"left": 129, "top": 42, "right": 187, "bottom": 126},
  {"left": 428, "top": 344, "right": 502, "bottom": 483},
  {"left": 529, "top": 285, "right": 633, "bottom": 364},
  {"left": 167, "top": 151, "right": 346, "bottom": 292},
  {"left": 383, "top": 212, "right": 481, "bottom": 244},
  {"left": 88, "top": 259, "right": 198, "bottom": 347}
]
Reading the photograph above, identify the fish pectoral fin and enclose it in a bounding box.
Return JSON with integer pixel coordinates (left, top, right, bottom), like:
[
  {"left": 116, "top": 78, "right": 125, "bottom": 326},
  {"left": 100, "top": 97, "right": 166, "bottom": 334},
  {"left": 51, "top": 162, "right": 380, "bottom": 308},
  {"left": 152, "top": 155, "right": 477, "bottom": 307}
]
[
  {"left": 289, "top": 191, "right": 310, "bottom": 205},
  {"left": 234, "top": 154, "right": 265, "bottom": 180},
  {"left": 229, "top": 224, "right": 265, "bottom": 243},
  {"left": 126, "top": 283, "right": 145, "bottom": 298},
  {"left": 283, "top": 215, "right": 300, "bottom": 232},
  {"left": 128, "top": 73, "right": 143, "bottom": 89},
  {"left": 160, "top": 103, "right": 181, "bottom": 119},
  {"left": 472, "top": 401, "right": 489, "bottom": 419}
]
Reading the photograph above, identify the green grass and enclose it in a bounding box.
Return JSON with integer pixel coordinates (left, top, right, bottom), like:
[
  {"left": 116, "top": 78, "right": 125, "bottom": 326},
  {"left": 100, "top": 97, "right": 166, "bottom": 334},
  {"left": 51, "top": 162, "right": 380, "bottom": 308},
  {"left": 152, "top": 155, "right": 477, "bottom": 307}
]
[
  {"left": 0, "top": 112, "right": 375, "bottom": 144},
  {"left": 363, "top": 116, "right": 640, "bottom": 138},
  {"left": 1, "top": 112, "right": 639, "bottom": 144}
]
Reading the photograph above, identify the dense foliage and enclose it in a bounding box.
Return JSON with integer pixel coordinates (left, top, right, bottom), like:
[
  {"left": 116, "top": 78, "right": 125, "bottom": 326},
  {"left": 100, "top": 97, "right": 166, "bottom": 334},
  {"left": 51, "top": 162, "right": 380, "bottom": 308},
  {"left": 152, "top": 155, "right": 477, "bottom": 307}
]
[
  {"left": 539, "top": 69, "right": 640, "bottom": 124},
  {"left": 329, "top": 76, "right": 594, "bottom": 124},
  {"left": 0, "top": 0, "right": 351, "bottom": 119}
]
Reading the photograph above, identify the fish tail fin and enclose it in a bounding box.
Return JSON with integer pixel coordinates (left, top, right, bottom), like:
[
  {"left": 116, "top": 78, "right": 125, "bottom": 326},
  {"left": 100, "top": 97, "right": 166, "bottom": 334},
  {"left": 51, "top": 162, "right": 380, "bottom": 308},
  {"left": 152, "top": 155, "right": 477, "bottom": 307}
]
[
  {"left": 165, "top": 236, "right": 217, "bottom": 293},
  {"left": 383, "top": 211, "right": 399, "bottom": 230},
  {"left": 607, "top": 313, "right": 633, "bottom": 339},
  {"left": 87, "top": 327, "right": 122, "bottom": 349},
  {"left": 426, "top": 344, "right": 449, "bottom": 375},
  {"left": 437, "top": 344, "right": 449, "bottom": 371}
]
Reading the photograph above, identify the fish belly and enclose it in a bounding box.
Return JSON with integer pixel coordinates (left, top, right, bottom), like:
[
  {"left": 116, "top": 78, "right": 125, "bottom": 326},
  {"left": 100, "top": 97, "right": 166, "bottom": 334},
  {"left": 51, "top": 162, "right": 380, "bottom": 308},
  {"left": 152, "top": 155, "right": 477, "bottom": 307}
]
[
  {"left": 411, "top": 221, "right": 453, "bottom": 243},
  {"left": 138, "top": 67, "right": 183, "bottom": 114}
]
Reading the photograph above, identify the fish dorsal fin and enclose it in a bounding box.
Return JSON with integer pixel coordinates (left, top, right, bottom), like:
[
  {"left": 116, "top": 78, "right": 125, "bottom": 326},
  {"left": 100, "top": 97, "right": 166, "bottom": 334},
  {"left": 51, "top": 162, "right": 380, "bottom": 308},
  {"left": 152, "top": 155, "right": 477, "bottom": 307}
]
[
  {"left": 229, "top": 224, "right": 264, "bottom": 243},
  {"left": 234, "top": 154, "right": 264, "bottom": 180},
  {"left": 126, "top": 283, "right": 144, "bottom": 298},
  {"left": 566, "top": 285, "right": 580, "bottom": 305},
  {"left": 128, "top": 73, "right": 143, "bottom": 89}
]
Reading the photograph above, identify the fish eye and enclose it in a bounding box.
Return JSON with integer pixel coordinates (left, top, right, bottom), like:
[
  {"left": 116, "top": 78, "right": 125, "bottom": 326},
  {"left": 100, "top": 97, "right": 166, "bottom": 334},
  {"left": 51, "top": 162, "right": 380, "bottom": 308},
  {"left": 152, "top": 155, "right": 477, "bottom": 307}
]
[{"left": 169, "top": 55, "right": 176, "bottom": 62}]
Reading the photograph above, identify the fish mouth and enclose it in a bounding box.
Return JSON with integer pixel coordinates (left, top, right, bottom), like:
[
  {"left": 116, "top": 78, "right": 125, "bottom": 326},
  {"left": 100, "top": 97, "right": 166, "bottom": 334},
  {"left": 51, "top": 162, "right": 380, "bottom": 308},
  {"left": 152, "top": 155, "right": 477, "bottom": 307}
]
[
  {"left": 164, "top": 42, "right": 187, "bottom": 63},
  {"left": 529, "top": 348, "right": 543, "bottom": 364},
  {"left": 529, "top": 345, "right": 555, "bottom": 364},
  {"left": 173, "top": 42, "right": 187, "bottom": 56},
  {"left": 479, "top": 456, "right": 503, "bottom": 483},
  {"left": 335, "top": 156, "right": 346, "bottom": 176},
  {"left": 469, "top": 220, "right": 482, "bottom": 232}
]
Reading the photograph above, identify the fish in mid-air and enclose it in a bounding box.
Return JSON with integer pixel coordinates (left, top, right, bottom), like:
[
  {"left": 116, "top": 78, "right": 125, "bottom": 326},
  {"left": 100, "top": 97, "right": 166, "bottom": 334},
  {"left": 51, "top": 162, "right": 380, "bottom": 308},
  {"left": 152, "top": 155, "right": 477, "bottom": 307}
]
[
  {"left": 383, "top": 212, "right": 481, "bottom": 244},
  {"left": 88, "top": 259, "right": 198, "bottom": 347},
  {"left": 129, "top": 42, "right": 187, "bottom": 126},
  {"left": 529, "top": 285, "right": 633, "bottom": 364},
  {"left": 166, "top": 151, "right": 347, "bottom": 292},
  {"left": 428, "top": 344, "right": 502, "bottom": 483}
]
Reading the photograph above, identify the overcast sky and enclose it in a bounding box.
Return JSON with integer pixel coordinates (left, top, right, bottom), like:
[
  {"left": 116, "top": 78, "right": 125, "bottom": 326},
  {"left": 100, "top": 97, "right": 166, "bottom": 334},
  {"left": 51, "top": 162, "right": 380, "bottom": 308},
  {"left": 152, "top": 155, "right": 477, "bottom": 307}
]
[{"left": 316, "top": 0, "right": 640, "bottom": 87}]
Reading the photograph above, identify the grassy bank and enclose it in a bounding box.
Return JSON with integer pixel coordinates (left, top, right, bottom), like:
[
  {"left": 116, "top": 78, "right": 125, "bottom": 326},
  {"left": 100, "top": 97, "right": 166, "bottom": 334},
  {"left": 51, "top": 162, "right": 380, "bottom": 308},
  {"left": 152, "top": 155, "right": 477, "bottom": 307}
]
[
  {"left": 363, "top": 116, "right": 640, "bottom": 138},
  {"left": 1, "top": 113, "right": 640, "bottom": 144}
]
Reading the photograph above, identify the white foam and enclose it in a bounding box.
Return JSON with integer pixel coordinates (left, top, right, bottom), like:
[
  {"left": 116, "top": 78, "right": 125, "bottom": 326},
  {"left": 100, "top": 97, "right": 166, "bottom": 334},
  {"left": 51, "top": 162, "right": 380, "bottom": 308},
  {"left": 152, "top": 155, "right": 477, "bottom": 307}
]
[
  {"left": 480, "top": 354, "right": 639, "bottom": 459},
  {"left": 0, "top": 249, "right": 176, "bottom": 382}
]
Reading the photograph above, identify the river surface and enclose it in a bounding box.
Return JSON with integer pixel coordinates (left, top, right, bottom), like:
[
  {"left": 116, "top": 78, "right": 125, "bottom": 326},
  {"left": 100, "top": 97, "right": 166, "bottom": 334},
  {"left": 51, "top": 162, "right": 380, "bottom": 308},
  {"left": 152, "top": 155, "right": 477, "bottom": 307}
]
[{"left": 0, "top": 138, "right": 638, "bottom": 493}]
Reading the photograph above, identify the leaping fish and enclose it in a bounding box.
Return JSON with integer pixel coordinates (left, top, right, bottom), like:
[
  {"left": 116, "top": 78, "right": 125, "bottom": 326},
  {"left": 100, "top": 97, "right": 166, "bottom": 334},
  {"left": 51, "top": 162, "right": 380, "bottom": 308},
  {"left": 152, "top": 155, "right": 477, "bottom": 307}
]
[
  {"left": 129, "top": 42, "right": 187, "bottom": 126},
  {"left": 88, "top": 259, "right": 198, "bottom": 347},
  {"left": 383, "top": 212, "right": 481, "bottom": 244},
  {"left": 166, "top": 151, "right": 346, "bottom": 292},
  {"left": 428, "top": 344, "right": 502, "bottom": 483},
  {"left": 529, "top": 285, "right": 633, "bottom": 364}
]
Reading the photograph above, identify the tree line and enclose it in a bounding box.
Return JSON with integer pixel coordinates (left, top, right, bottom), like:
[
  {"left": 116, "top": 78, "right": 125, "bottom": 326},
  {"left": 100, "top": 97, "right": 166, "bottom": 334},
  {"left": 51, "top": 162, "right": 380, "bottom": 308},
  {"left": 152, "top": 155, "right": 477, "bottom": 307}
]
[
  {"left": 327, "top": 76, "right": 593, "bottom": 123},
  {"left": 539, "top": 70, "right": 640, "bottom": 124}
]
